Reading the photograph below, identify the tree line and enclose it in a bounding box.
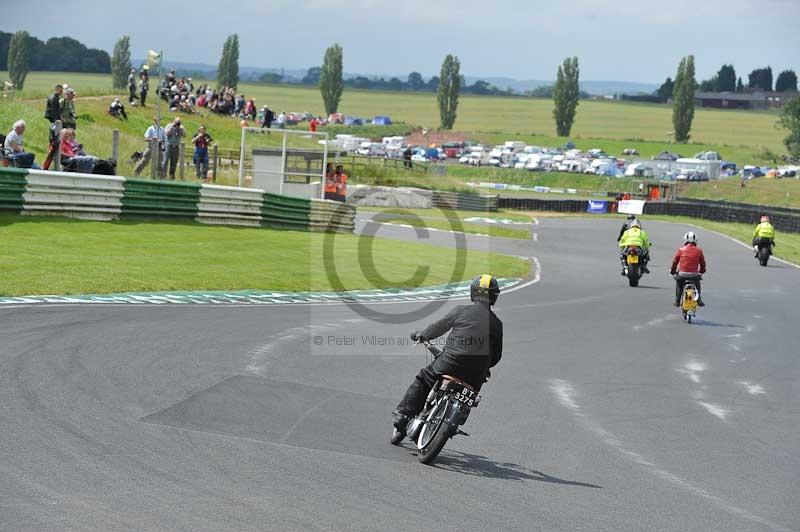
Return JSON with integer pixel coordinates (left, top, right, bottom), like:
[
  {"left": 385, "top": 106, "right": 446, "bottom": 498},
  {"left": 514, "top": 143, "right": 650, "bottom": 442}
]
[
  {"left": 0, "top": 31, "right": 110, "bottom": 77},
  {"left": 654, "top": 64, "right": 797, "bottom": 99}
]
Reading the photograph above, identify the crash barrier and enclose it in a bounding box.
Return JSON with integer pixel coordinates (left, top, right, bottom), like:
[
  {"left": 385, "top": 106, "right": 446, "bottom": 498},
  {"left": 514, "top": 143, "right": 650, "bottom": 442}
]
[
  {"left": 432, "top": 191, "right": 499, "bottom": 211},
  {"left": 498, "top": 197, "right": 800, "bottom": 233},
  {"left": 0, "top": 167, "right": 355, "bottom": 233}
]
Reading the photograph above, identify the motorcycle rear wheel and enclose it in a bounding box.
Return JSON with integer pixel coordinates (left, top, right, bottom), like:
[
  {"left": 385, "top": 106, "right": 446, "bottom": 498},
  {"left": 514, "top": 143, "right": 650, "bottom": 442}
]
[{"left": 759, "top": 247, "right": 770, "bottom": 267}]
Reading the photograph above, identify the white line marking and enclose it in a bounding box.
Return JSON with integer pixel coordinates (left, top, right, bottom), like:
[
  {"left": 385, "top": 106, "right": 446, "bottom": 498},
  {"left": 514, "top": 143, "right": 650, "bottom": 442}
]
[
  {"left": 549, "top": 379, "right": 790, "bottom": 531},
  {"left": 500, "top": 256, "right": 542, "bottom": 296},
  {"left": 697, "top": 401, "right": 731, "bottom": 421},
  {"left": 677, "top": 360, "right": 707, "bottom": 384},
  {"left": 533, "top": 232, "right": 538, "bottom": 242},
  {"left": 739, "top": 381, "right": 766, "bottom": 395},
  {"left": 632, "top": 314, "right": 676, "bottom": 331}
]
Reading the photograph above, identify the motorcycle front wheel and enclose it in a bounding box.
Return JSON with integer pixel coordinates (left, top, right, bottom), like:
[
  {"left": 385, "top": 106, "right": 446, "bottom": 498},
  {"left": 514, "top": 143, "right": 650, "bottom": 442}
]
[{"left": 417, "top": 398, "right": 451, "bottom": 464}]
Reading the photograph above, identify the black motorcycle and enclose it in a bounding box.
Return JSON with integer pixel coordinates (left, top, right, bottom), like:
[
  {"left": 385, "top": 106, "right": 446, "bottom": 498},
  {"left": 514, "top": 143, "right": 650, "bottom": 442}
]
[
  {"left": 754, "top": 239, "right": 772, "bottom": 267},
  {"left": 622, "top": 245, "right": 645, "bottom": 287},
  {"left": 391, "top": 341, "right": 481, "bottom": 465}
]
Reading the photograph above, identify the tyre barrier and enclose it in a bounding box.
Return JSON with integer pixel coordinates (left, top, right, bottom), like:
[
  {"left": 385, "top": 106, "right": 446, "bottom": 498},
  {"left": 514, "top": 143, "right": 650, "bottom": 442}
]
[{"left": 0, "top": 168, "right": 355, "bottom": 233}]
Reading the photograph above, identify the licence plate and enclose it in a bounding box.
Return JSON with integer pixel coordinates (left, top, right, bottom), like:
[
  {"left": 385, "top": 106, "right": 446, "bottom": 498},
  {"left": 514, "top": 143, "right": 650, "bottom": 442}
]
[
  {"left": 627, "top": 255, "right": 639, "bottom": 264},
  {"left": 452, "top": 385, "right": 480, "bottom": 407}
]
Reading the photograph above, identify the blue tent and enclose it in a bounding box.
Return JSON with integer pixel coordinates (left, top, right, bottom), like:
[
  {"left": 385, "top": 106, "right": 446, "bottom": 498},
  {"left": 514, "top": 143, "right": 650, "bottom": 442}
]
[
  {"left": 344, "top": 116, "right": 364, "bottom": 126},
  {"left": 372, "top": 115, "right": 392, "bottom": 125}
]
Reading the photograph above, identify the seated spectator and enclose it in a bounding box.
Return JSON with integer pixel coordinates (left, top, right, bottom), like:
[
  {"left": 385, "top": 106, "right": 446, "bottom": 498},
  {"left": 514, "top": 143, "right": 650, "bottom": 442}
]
[
  {"left": 3, "top": 120, "right": 40, "bottom": 169},
  {"left": 169, "top": 94, "right": 181, "bottom": 111},
  {"left": 196, "top": 93, "right": 207, "bottom": 107},
  {"left": 108, "top": 98, "right": 128, "bottom": 120},
  {"left": 59, "top": 128, "right": 98, "bottom": 173}
]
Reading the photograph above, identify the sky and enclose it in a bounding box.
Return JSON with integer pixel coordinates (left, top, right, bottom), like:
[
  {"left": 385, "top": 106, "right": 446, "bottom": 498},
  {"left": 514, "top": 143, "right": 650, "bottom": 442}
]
[{"left": 2, "top": 0, "right": 799, "bottom": 84}]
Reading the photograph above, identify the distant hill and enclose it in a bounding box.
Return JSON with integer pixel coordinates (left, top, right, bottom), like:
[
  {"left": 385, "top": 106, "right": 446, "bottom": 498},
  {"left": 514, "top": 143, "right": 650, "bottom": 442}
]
[{"left": 139, "top": 60, "right": 658, "bottom": 96}]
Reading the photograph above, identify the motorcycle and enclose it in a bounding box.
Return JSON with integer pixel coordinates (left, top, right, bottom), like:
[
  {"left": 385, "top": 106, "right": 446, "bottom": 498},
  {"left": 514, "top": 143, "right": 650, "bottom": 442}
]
[
  {"left": 391, "top": 341, "right": 481, "bottom": 465},
  {"left": 622, "top": 246, "right": 644, "bottom": 287},
  {"left": 754, "top": 240, "right": 772, "bottom": 267},
  {"left": 677, "top": 275, "right": 701, "bottom": 323}
]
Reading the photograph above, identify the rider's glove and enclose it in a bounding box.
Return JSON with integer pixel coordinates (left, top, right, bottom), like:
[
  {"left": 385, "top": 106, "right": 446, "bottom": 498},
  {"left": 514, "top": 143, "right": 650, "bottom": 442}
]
[
  {"left": 670, "top": 270, "right": 677, "bottom": 276},
  {"left": 410, "top": 330, "right": 422, "bottom": 341}
]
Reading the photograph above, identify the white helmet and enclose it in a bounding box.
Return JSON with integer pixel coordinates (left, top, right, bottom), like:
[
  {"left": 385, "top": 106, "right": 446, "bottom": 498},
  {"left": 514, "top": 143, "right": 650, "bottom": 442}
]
[
  {"left": 629, "top": 220, "right": 642, "bottom": 229},
  {"left": 683, "top": 231, "right": 697, "bottom": 244}
]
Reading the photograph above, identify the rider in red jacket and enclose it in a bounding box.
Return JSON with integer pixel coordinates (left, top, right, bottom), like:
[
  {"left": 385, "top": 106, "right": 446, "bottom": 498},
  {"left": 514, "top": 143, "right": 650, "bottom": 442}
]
[{"left": 670, "top": 232, "right": 706, "bottom": 307}]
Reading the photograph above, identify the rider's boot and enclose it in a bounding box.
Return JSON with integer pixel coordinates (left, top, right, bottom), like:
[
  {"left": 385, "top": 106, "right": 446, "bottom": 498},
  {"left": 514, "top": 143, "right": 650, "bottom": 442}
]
[
  {"left": 392, "top": 411, "right": 410, "bottom": 433},
  {"left": 698, "top": 298, "right": 706, "bottom": 307}
]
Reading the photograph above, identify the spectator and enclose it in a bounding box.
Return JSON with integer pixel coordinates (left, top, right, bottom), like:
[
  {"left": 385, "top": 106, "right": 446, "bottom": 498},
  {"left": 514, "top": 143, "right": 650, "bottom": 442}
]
[
  {"left": 59, "top": 128, "right": 98, "bottom": 173},
  {"left": 260, "top": 106, "right": 275, "bottom": 130},
  {"left": 244, "top": 99, "right": 256, "bottom": 121},
  {"left": 324, "top": 163, "right": 337, "bottom": 200},
  {"left": 333, "top": 164, "right": 348, "bottom": 202},
  {"left": 309, "top": 116, "right": 319, "bottom": 133},
  {"left": 59, "top": 88, "right": 78, "bottom": 130},
  {"left": 4, "top": 120, "right": 40, "bottom": 169},
  {"left": 163, "top": 116, "right": 186, "bottom": 179},
  {"left": 277, "top": 111, "right": 286, "bottom": 129},
  {"left": 139, "top": 72, "right": 149, "bottom": 107},
  {"left": 134, "top": 116, "right": 165, "bottom": 175},
  {"left": 128, "top": 69, "right": 138, "bottom": 104},
  {"left": 44, "top": 84, "right": 63, "bottom": 124},
  {"left": 166, "top": 69, "right": 176, "bottom": 87},
  {"left": 109, "top": 98, "right": 128, "bottom": 120},
  {"left": 192, "top": 125, "right": 212, "bottom": 180},
  {"left": 403, "top": 146, "right": 413, "bottom": 169},
  {"left": 235, "top": 94, "right": 245, "bottom": 115}
]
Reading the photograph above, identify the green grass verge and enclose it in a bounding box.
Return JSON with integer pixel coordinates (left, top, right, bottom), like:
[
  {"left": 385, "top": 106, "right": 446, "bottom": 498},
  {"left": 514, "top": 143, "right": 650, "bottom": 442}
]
[
  {"left": 0, "top": 214, "right": 530, "bottom": 296},
  {"left": 677, "top": 177, "right": 800, "bottom": 209}
]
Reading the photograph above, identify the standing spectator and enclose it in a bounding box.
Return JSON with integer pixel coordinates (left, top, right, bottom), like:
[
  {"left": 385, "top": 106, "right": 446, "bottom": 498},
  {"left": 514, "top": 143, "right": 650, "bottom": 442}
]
[
  {"left": 128, "top": 69, "right": 138, "bottom": 104},
  {"left": 403, "top": 146, "right": 413, "bottom": 169},
  {"left": 235, "top": 94, "right": 245, "bottom": 115},
  {"left": 277, "top": 111, "right": 286, "bottom": 129},
  {"left": 4, "top": 120, "right": 40, "bottom": 169},
  {"left": 244, "top": 99, "right": 256, "bottom": 121},
  {"left": 324, "top": 162, "right": 337, "bottom": 200},
  {"left": 139, "top": 72, "right": 149, "bottom": 107},
  {"left": 166, "top": 69, "right": 176, "bottom": 87},
  {"left": 163, "top": 116, "right": 186, "bottom": 179},
  {"left": 191, "top": 125, "right": 213, "bottom": 180},
  {"left": 334, "top": 164, "right": 348, "bottom": 202},
  {"left": 309, "top": 116, "right": 319, "bottom": 133},
  {"left": 134, "top": 116, "right": 165, "bottom": 175},
  {"left": 44, "top": 84, "right": 63, "bottom": 124},
  {"left": 261, "top": 106, "right": 275, "bottom": 130},
  {"left": 108, "top": 98, "right": 128, "bottom": 120},
  {"left": 59, "top": 88, "right": 78, "bottom": 130}
]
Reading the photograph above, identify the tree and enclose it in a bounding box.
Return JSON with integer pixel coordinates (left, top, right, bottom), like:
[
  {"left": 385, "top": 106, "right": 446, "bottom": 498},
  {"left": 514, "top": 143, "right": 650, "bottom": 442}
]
[
  {"left": 530, "top": 85, "right": 554, "bottom": 98},
  {"left": 302, "top": 67, "right": 322, "bottom": 85},
  {"left": 672, "top": 55, "right": 696, "bottom": 143},
  {"left": 426, "top": 76, "right": 440, "bottom": 92},
  {"left": 110, "top": 35, "right": 132, "bottom": 90},
  {"left": 7, "top": 30, "right": 29, "bottom": 90},
  {"left": 259, "top": 72, "right": 283, "bottom": 84},
  {"left": 217, "top": 34, "right": 239, "bottom": 89},
  {"left": 437, "top": 54, "right": 461, "bottom": 129},
  {"left": 552, "top": 56, "right": 580, "bottom": 137},
  {"left": 699, "top": 77, "right": 718, "bottom": 92},
  {"left": 777, "top": 97, "right": 800, "bottom": 160},
  {"left": 468, "top": 80, "right": 492, "bottom": 95},
  {"left": 320, "top": 43, "right": 343, "bottom": 115},
  {"left": 407, "top": 71, "right": 424, "bottom": 91},
  {"left": 748, "top": 67, "right": 773, "bottom": 91},
  {"left": 775, "top": 70, "right": 798, "bottom": 92},
  {"left": 736, "top": 77, "right": 744, "bottom": 92},
  {"left": 657, "top": 77, "right": 674, "bottom": 101},
  {"left": 717, "top": 64, "right": 736, "bottom": 92}
]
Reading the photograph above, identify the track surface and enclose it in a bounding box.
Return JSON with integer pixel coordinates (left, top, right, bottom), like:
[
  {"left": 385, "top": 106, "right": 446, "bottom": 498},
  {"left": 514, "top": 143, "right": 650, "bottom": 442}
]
[{"left": 1, "top": 215, "right": 798, "bottom": 532}]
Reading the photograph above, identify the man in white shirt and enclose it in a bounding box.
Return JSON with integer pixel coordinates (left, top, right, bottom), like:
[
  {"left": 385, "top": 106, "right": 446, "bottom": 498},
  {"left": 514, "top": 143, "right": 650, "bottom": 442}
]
[
  {"left": 277, "top": 112, "right": 286, "bottom": 129},
  {"left": 134, "top": 116, "right": 166, "bottom": 176},
  {"left": 4, "top": 120, "right": 40, "bottom": 169}
]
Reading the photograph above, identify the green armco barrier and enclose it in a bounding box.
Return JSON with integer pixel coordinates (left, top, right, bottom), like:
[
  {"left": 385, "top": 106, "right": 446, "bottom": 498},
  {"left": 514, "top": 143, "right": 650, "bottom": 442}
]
[
  {"left": 121, "top": 178, "right": 202, "bottom": 219},
  {"left": 0, "top": 168, "right": 28, "bottom": 214},
  {"left": 261, "top": 191, "right": 311, "bottom": 230}
]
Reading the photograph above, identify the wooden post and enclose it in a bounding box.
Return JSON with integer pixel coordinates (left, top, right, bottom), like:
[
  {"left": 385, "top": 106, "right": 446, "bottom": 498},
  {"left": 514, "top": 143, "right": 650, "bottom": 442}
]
[
  {"left": 53, "top": 120, "right": 62, "bottom": 172},
  {"left": 211, "top": 144, "right": 218, "bottom": 182},
  {"left": 179, "top": 142, "right": 185, "bottom": 180},
  {"left": 111, "top": 129, "right": 119, "bottom": 162}
]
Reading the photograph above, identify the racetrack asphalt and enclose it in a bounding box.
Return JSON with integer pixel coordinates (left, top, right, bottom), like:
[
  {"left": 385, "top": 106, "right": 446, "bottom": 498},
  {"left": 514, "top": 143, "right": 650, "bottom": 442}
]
[{"left": 1, "top": 213, "right": 797, "bottom": 532}]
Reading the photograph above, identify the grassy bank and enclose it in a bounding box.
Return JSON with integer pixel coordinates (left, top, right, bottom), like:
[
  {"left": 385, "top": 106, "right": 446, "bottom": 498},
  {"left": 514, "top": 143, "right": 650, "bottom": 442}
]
[
  {"left": 0, "top": 214, "right": 530, "bottom": 296},
  {"left": 678, "top": 178, "right": 800, "bottom": 209}
]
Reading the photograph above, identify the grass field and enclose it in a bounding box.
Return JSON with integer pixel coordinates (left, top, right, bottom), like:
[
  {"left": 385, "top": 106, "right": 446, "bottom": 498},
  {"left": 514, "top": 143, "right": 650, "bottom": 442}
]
[
  {"left": 2, "top": 71, "right": 788, "bottom": 158},
  {"left": 0, "top": 214, "right": 530, "bottom": 296},
  {"left": 678, "top": 177, "right": 800, "bottom": 208}
]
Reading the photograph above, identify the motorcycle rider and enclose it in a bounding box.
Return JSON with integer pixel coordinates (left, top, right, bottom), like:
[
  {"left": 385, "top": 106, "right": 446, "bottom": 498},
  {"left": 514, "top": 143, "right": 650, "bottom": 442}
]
[
  {"left": 752, "top": 215, "right": 776, "bottom": 257},
  {"left": 393, "top": 274, "right": 503, "bottom": 433},
  {"left": 617, "top": 214, "right": 638, "bottom": 242},
  {"left": 618, "top": 219, "right": 651, "bottom": 274},
  {"left": 670, "top": 232, "right": 706, "bottom": 307}
]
